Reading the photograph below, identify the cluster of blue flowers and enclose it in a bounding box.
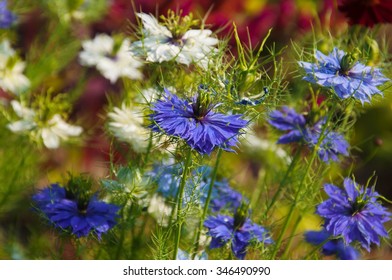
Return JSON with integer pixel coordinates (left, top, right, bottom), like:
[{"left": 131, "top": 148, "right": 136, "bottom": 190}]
[
  {"left": 23, "top": 7, "right": 391, "bottom": 261},
  {"left": 269, "top": 106, "right": 349, "bottom": 162}
]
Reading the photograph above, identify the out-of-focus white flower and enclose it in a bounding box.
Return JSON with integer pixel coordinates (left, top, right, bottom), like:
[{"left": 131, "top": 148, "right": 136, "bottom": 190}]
[
  {"left": 147, "top": 194, "right": 172, "bottom": 227},
  {"left": 7, "top": 100, "right": 83, "bottom": 149},
  {"left": 40, "top": 114, "right": 83, "bottom": 149},
  {"left": 0, "top": 40, "right": 30, "bottom": 94},
  {"left": 107, "top": 103, "right": 149, "bottom": 152},
  {"left": 0, "top": 61, "right": 30, "bottom": 94},
  {"left": 7, "top": 100, "right": 36, "bottom": 132},
  {"left": 132, "top": 13, "right": 219, "bottom": 69},
  {"left": 0, "top": 40, "right": 15, "bottom": 64},
  {"left": 79, "top": 34, "right": 143, "bottom": 83},
  {"left": 241, "top": 130, "right": 290, "bottom": 163}
]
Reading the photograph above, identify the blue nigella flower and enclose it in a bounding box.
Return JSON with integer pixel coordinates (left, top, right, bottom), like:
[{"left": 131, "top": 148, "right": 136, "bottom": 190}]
[
  {"left": 150, "top": 88, "right": 248, "bottom": 155},
  {"left": 268, "top": 106, "right": 307, "bottom": 144},
  {"left": 0, "top": 1, "right": 16, "bottom": 29},
  {"left": 304, "top": 127, "right": 349, "bottom": 162},
  {"left": 32, "top": 183, "right": 120, "bottom": 239},
  {"left": 195, "top": 165, "right": 245, "bottom": 212},
  {"left": 305, "top": 230, "right": 360, "bottom": 260},
  {"left": 316, "top": 178, "right": 391, "bottom": 251},
  {"left": 204, "top": 214, "right": 272, "bottom": 259},
  {"left": 210, "top": 180, "right": 244, "bottom": 212},
  {"left": 269, "top": 107, "right": 349, "bottom": 162},
  {"left": 299, "top": 48, "right": 389, "bottom": 104}
]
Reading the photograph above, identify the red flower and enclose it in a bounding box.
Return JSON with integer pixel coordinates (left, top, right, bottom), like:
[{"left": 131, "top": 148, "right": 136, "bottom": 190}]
[{"left": 338, "top": 0, "right": 392, "bottom": 27}]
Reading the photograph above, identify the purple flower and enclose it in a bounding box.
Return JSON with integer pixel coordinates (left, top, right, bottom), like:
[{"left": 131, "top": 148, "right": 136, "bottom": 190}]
[
  {"left": 268, "top": 106, "right": 307, "bottom": 144},
  {"left": 204, "top": 214, "right": 272, "bottom": 259},
  {"left": 150, "top": 88, "right": 248, "bottom": 155},
  {"left": 299, "top": 48, "right": 389, "bottom": 104},
  {"left": 316, "top": 178, "right": 391, "bottom": 251},
  {"left": 210, "top": 180, "right": 244, "bottom": 213},
  {"left": 305, "top": 230, "right": 360, "bottom": 260},
  {"left": 304, "top": 128, "right": 349, "bottom": 162},
  {"left": 0, "top": 1, "right": 16, "bottom": 29},
  {"left": 33, "top": 184, "right": 120, "bottom": 239},
  {"left": 269, "top": 107, "right": 349, "bottom": 162}
]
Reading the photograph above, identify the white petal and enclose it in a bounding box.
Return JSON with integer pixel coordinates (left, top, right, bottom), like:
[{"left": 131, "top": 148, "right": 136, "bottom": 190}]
[
  {"left": 10, "top": 100, "right": 35, "bottom": 119},
  {"left": 7, "top": 120, "right": 36, "bottom": 132},
  {"left": 41, "top": 128, "right": 60, "bottom": 149},
  {"left": 49, "top": 114, "right": 83, "bottom": 137},
  {"left": 137, "top": 13, "right": 172, "bottom": 37}
]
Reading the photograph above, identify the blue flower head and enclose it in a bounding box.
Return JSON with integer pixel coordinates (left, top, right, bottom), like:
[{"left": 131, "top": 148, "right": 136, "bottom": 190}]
[
  {"left": 305, "top": 230, "right": 360, "bottom": 260},
  {"left": 32, "top": 178, "right": 120, "bottom": 239},
  {"left": 304, "top": 126, "right": 349, "bottom": 163},
  {"left": 150, "top": 88, "right": 248, "bottom": 155},
  {"left": 299, "top": 48, "right": 389, "bottom": 104},
  {"left": 204, "top": 204, "right": 272, "bottom": 259},
  {"left": 0, "top": 1, "right": 16, "bottom": 29},
  {"left": 210, "top": 180, "right": 244, "bottom": 213},
  {"left": 268, "top": 106, "right": 307, "bottom": 144},
  {"left": 316, "top": 178, "right": 391, "bottom": 251},
  {"left": 269, "top": 107, "right": 349, "bottom": 162},
  {"left": 149, "top": 162, "right": 183, "bottom": 198}
]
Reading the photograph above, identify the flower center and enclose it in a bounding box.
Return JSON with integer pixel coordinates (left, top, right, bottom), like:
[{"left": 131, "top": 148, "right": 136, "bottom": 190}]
[
  {"left": 339, "top": 50, "right": 360, "bottom": 76},
  {"left": 65, "top": 175, "right": 94, "bottom": 214},
  {"left": 350, "top": 200, "right": 366, "bottom": 216},
  {"left": 233, "top": 201, "right": 249, "bottom": 230},
  {"left": 105, "top": 53, "right": 118, "bottom": 61},
  {"left": 192, "top": 90, "right": 212, "bottom": 120},
  {"left": 167, "top": 35, "right": 186, "bottom": 47}
]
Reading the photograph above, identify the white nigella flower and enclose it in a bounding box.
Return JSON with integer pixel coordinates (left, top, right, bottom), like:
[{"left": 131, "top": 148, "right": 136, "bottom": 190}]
[
  {"left": 0, "top": 40, "right": 30, "bottom": 94},
  {"left": 7, "top": 100, "right": 83, "bottom": 149},
  {"left": 40, "top": 114, "right": 83, "bottom": 149},
  {"left": 107, "top": 103, "right": 149, "bottom": 153},
  {"left": 132, "top": 13, "right": 219, "bottom": 69},
  {"left": 79, "top": 34, "right": 143, "bottom": 83}
]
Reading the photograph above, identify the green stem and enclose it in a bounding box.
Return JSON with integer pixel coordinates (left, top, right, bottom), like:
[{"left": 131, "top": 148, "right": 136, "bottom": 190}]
[
  {"left": 250, "top": 169, "right": 266, "bottom": 210},
  {"left": 172, "top": 148, "right": 193, "bottom": 260},
  {"left": 270, "top": 151, "right": 318, "bottom": 259},
  {"left": 281, "top": 215, "right": 302, "bottom": 259},
  {"left": 115, "top": 198, "right": 130, "bottom": 259},
  {"left": 270, "top": 110, "right": 334, "bottom": 259},
  {"left": 142, "top": 131, "right": 154, "bottom": 168},
  {"left": 265, "top": 147, "right": 302, "bottom": 216},
  {"left": 0, "top": 156, "right": 26, "bottom": 210},
  {"left": 191, "top": 149, "right": 223, "bottom": 258}
]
